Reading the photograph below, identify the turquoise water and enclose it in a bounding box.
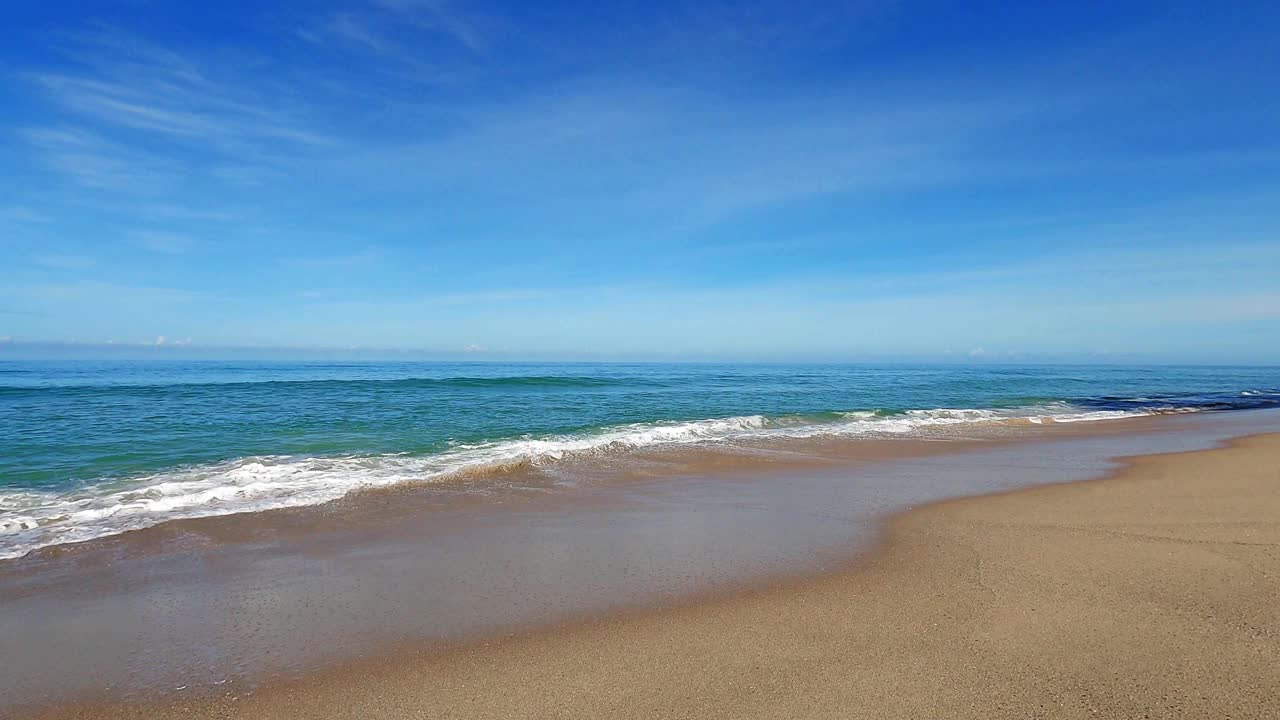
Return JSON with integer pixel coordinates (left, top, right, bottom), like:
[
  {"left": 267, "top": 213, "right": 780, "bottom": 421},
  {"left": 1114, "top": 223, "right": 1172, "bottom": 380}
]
[{"left": 1, "top": 361, "right": 1277, "bottom": 558}]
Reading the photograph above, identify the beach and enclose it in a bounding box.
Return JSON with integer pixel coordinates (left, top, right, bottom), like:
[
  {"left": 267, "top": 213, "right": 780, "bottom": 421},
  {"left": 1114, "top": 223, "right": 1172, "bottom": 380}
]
[
  {"left": 21, "top": 422, "right": 1280, "bottom": 718},
  {"left": 6, "top": 0, "right": 1279, "bottom": 714}
]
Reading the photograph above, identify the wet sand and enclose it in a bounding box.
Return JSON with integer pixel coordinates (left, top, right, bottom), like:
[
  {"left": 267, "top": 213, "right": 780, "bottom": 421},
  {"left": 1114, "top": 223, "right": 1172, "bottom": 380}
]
[{"left": 17, "top": 416, "right": 1280, "bottom": 718}]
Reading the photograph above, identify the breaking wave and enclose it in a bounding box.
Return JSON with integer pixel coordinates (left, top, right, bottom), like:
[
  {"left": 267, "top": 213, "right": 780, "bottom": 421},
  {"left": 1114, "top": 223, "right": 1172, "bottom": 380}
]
[
  {"left": 2, "top": 390, "right": 1278, "bottom": 560},
  {"left": 0, "top": 403, "right": 1134, "bottom": 559}
]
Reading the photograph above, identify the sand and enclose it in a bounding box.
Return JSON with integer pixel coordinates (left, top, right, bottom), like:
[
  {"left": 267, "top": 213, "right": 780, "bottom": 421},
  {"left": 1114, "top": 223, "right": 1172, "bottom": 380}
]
[{"left": 34, "top": 433, "right": 1280, "bottom": 719}]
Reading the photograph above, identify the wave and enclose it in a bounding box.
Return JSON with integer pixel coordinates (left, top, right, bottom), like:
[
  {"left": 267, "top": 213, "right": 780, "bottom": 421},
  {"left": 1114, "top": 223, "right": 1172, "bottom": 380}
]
[
  {"left": 256, "top": 375, "right": 644, "bottom": 389},
  {"left": 0, "top": 400, "right": 1176, "bottom": 559},
  {"left": 1072, "top": 388, "right": 1280, "bottom": 413},
  {"left": 0, "top": 374, "right": 652, "bottom": 394}
]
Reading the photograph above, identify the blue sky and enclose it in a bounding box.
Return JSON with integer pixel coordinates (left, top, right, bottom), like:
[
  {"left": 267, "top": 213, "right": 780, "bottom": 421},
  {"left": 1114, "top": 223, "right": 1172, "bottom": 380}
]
[{"left": 1, "top": 0, "right": 1278, "bottom": 362}]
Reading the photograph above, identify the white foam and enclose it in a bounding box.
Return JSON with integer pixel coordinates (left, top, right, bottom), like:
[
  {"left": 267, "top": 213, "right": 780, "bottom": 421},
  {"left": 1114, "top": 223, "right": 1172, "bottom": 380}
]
[{"left": 0, "top": 404, "right": 1149, "bottom": 559}]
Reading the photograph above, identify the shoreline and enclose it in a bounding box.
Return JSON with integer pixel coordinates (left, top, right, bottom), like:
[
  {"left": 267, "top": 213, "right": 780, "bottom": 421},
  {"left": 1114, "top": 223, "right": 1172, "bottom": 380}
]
[
  {"left": 0, "top": 411, "right": 1208, "bottom": 570},
  {"left": 9, "top": 411, "right": 1280, "bottom": 717},
  {"left": 47, "top": 430, "right": 1280, "bottom": 720},
  {"left": 0, "top": 392, "right": 1177, "bottom": 564}
]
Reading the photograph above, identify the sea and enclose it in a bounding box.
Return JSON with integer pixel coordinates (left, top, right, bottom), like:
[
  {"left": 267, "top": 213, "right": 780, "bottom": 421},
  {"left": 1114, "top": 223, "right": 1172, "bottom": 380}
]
[{"left": 1, "top": 360, "right": 1277, "bottom": 559}]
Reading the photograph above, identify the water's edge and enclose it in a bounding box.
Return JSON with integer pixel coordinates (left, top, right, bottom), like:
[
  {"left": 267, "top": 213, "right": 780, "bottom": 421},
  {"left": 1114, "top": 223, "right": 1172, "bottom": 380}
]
[
  {"left": 3, "top": 408, "right": 1278, "bottom": 712},
  {"left": 5, "top": 361, "right": 1278, "bottom": 560}
]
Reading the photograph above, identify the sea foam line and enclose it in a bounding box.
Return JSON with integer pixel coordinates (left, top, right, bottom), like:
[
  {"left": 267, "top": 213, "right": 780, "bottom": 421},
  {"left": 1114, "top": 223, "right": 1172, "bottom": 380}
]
[{"left": 0, "top": 404, "right": 1144, "bottom": 559}]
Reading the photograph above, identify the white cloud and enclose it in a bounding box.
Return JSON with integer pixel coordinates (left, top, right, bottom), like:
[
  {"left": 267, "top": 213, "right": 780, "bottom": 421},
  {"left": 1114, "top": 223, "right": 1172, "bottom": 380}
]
[{"left": 463, "top": 343, "right": 486, "bottom": 352}]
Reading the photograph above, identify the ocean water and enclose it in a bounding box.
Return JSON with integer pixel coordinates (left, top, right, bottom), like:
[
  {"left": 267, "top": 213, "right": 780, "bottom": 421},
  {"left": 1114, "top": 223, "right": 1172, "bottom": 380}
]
[{"left": 1, "top": 360, "right": 1277, "bottom": 559}]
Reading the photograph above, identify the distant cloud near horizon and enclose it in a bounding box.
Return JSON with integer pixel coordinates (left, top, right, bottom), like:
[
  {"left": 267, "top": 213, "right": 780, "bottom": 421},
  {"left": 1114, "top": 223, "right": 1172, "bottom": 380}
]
[{"left": 1, "top": 1, "right": 1279, "bottom": 363}]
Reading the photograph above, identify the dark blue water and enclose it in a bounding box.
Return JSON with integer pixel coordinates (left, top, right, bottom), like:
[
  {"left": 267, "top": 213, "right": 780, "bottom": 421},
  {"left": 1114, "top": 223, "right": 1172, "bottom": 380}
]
[{"left": 1, "top": 361, "right": 1277, "bottom": 558}]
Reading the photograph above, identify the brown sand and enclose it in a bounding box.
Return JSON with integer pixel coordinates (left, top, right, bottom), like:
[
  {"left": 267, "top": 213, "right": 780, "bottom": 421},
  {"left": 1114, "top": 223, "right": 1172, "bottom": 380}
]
[{"left": 37, "top": 433, "right": 1280, "bottom": 719}]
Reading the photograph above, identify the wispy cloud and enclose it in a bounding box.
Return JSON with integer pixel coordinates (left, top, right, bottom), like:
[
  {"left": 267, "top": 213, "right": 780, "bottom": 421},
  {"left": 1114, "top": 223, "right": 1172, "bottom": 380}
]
[
  {"left": 282, "top": 249, "right": 383, "bottom": 269},
  {"left": 0, "top": 207, "right": 54, "bottom": 223},
  {"left": 658, "top": 0, "right": 886, "bottom": 57},
  {"left": 428, "top": 288, "right": 552, "bottom": 305},
  {"left": 31, "top": 254, "right": 96, "bottom": 270},
  {"left": 21, "top": 126, "right": 181, "bottom": 192},
  {"left": 128, "top": 230, "right": 197, "bottom": 254},
  {"left": 376, "top": 0, "right": 490, "bottom": 53},
  {"left": 28, "top": 30, "right": 332, "bottom": 150},
  {"left": 303, "top": 0, "right": 490, "bottom": 59},
  {"left": 0, "top": 281, "right": 208, "bottom": 305},
  {"left": 18, "top": 27, "right": 336, "bottom": 200},
  {"left": 134, "top": 203, "right": 245, "bottom": 223},
  {"left": 329, "top": 83, "right": 1055, "bottom": 241},
  {"left": 311, "top": 12, "right": 395, "bottom": 54}
]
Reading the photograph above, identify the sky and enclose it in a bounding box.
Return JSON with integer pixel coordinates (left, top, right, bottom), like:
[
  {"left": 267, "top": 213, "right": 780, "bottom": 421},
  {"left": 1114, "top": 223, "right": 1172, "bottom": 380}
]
[{"left": 1, "top": 0, "right": 1278, "bottom": 363}]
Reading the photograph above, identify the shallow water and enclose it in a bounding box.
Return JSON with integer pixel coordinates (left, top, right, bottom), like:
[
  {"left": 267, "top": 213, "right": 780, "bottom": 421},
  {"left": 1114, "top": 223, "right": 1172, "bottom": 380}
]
[
  {"left": 2, "top": 361, "right": 1278, "bottom": 558},
  {"left": 1, "top": 408, "right": 1277, "bottom": 710}
]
